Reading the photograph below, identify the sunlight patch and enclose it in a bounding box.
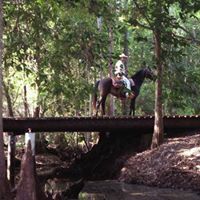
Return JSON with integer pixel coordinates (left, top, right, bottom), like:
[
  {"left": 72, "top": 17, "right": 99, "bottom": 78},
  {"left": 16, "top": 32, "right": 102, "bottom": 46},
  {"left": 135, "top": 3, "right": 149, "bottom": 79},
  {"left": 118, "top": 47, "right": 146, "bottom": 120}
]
[{"left": 178, "top": 147, "right": 200, "bottom": 157}]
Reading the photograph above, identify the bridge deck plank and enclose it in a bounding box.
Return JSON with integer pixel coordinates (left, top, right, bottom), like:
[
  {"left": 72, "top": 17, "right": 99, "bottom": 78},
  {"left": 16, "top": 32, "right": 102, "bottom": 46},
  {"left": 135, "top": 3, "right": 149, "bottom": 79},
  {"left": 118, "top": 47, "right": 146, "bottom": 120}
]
[{"left": 2, "top": 116, "right": 200, "bottom": 135}]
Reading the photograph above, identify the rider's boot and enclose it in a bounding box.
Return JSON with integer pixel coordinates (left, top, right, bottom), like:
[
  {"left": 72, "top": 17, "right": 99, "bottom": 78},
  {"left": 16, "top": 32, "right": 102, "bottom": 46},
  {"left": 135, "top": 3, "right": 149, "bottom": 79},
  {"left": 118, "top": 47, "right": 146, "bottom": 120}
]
[{"left": 126, "top": 92, "right": 135, "bottom": 99}]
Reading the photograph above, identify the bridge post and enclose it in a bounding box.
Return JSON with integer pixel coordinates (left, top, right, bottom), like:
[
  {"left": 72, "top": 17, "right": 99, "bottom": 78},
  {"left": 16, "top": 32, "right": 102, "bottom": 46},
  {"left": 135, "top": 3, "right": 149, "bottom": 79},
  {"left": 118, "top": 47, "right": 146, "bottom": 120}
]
[
  {"left": 7, "top": 132, "right": 16, "bottom": 188},
  {"left": 25, "top": 128, "right": 35, "bottom": 156}
]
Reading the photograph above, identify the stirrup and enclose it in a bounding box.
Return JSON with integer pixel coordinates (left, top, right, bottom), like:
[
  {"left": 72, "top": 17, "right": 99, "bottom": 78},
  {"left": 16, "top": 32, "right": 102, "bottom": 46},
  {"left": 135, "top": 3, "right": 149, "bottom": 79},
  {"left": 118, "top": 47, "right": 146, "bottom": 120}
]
[{"left": 126, "top": 92, "right": 135, "bottom": 99}]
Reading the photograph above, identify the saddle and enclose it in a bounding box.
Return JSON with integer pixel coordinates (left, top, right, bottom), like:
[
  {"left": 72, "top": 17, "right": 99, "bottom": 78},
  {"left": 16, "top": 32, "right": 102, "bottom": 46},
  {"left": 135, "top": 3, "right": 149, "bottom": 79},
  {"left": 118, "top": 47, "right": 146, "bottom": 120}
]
[
  {"left": 112, "top": 77, "right": 135, "bottom": 89},
  {"left": 112, "top": 77, "right": 124, "bottom": 88}
]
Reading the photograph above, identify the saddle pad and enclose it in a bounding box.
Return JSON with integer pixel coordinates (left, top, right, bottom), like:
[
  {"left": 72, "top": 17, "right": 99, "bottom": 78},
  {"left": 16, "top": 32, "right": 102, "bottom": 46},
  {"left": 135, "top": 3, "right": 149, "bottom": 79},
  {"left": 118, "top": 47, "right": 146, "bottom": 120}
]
[{"left": 129, "top": 79, "right": 135, "bottom": 87}]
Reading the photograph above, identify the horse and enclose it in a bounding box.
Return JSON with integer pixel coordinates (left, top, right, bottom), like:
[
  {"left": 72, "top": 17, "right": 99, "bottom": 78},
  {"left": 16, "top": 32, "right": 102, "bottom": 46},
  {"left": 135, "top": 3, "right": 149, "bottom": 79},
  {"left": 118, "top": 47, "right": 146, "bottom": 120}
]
[{"left": 93, "top": 67, "right": 156, "bottom": 116}]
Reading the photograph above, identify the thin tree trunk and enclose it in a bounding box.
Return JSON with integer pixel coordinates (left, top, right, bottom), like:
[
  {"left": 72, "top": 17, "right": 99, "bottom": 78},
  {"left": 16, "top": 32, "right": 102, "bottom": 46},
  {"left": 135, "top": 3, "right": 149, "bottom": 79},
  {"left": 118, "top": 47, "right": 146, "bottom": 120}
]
[
  {"left": 34, "top": 40, "right": 47, "bottom": 153},
  {"left": 3, "top": 80, "right": 14, "bottom": 116},
  {"left": 108, "top": 26, "right": 114, "bottom": 116},
  {"left": 16, "top": 142, "right": 37, "bottom": 200},
  {"left": 0, "top": 0, "right": 11, "bottom": 198},
  {"left": 24, "top": 85, "right": 29, "bottom": 117},
  {"left": 7, "top": 132, "right": 16, "bottom": 188},
  {"left": 3, "top": 74, "right": 16, "bottom": 188},
  {"left": 151, "top": 30, "right": 164, "bottom": 149},
  {"left": 122, "top": 29, "right": 129, "bottom": 115}
]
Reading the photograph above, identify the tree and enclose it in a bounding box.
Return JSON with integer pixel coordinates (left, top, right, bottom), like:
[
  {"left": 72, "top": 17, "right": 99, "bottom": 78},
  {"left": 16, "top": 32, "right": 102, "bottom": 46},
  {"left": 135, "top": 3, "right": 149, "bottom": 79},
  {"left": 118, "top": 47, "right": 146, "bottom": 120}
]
[
  {"left": 150, "top": 0, "right": 200, "bottom": 148},
  {"left": 0, "top": 0, "right": 11, "bottom": 199},
  {"left": 151, "top": 20, "right": 164, "bottom": 148},
  {"left": 127, "top": 0, "right": 200, "bottom": 148}
]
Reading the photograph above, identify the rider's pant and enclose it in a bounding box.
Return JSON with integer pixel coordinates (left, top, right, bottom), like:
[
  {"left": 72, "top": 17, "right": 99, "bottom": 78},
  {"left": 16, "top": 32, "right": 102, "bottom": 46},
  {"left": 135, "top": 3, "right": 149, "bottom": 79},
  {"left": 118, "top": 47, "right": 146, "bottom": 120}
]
[{"left": 122, "top": 75, "right": 131, "bottom": 91}]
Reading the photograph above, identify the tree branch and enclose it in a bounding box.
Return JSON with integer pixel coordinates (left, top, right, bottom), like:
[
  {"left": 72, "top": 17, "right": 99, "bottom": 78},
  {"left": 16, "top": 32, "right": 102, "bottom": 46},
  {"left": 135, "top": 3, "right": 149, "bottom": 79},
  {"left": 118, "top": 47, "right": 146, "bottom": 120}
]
[
  {"left": 171, "top": 32, "right": 200, "bottom": 46},
  {"left": 129, "top": 18, "right": 151, "bottom": 30},
  {"left": 133, "top": 1, "right": 154, "bottom": 30},
  {"left": 175, "top": 24, "right": 200, "bottom": 45}
]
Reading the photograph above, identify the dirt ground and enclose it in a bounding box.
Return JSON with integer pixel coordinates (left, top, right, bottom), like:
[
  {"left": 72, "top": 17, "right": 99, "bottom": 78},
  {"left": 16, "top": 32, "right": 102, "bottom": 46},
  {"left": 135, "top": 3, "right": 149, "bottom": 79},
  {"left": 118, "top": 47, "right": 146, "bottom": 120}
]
[
  {"left": 119, "top": 133, "right": 200, "bottom": 191},
  {"left": 32, "top": 132, "right": 200, "bottom": 199},
  {"left": 80, "top": 133, "right": 200, "bottom": 200}
]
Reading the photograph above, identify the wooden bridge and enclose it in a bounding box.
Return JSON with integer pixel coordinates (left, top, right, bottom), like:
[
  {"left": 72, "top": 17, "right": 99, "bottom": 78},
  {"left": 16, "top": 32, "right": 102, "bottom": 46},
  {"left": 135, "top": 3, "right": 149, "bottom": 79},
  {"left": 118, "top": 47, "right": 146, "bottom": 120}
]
[
  {"left": 4, "top": 115, "right": 200, "bottom": 187},
  {"left": 3, "top": 115, "right": 200, "bottom": 136}
]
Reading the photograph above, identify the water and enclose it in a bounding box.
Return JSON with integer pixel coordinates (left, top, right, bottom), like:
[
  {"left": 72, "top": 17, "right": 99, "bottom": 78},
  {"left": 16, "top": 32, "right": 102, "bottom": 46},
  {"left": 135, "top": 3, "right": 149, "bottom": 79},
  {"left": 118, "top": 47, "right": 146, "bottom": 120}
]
[{"left": 80, "top": 180, "right": 200, "bottom": 200}]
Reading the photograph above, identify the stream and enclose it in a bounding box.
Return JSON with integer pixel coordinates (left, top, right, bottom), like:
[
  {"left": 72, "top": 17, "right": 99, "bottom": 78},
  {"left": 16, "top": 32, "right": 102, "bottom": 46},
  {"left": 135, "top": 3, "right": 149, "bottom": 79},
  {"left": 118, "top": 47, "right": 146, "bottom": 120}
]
[{"left": 79, "top": 180, "right": 200, "bottom": 200}]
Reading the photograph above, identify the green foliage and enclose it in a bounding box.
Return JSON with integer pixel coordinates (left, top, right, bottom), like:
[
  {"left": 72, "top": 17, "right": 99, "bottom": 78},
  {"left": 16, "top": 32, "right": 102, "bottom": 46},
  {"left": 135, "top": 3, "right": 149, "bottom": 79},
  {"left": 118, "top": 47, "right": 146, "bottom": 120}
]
[{"left": 2, "top": 0, "right": 200, "bottom": 118}]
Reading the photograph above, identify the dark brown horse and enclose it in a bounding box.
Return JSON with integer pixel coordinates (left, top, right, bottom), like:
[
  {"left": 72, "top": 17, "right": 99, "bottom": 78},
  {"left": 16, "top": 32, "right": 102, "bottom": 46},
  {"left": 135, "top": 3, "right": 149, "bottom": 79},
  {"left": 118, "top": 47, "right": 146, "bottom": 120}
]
[{"left": 93, "top": 67, "right": 156, "bottom": 116}]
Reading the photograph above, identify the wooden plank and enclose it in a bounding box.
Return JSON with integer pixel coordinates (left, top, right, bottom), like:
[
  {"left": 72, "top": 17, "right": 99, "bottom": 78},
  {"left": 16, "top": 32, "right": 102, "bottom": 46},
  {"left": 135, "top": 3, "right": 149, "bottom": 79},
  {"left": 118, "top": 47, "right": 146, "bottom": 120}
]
[{"left": 2, "top": 116, "right": 200, "bottom": 135}]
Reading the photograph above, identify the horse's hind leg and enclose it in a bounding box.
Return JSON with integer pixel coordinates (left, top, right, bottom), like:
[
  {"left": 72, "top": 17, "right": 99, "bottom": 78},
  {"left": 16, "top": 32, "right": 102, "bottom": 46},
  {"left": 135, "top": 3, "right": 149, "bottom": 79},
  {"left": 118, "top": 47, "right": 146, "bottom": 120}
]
[
  {"left": 100, "top": 96, "right": 107, "bottom": 116},
  {"left": 95, "top": 99, "right": 101, "bottom": 116},
  {"left": 95, "top": 97, "right": 104, "bottom": 116},
  {"left": 95, "top": 96, "right": 107, "bottom": 116}
]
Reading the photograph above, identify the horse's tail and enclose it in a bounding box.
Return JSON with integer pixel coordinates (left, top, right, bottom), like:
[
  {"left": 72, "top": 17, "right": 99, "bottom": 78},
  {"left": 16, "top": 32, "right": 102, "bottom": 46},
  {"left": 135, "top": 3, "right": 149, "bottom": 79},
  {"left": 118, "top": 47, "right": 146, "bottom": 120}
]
[{"left": 92, "top": 80, "right": 100, "bottom": 112}]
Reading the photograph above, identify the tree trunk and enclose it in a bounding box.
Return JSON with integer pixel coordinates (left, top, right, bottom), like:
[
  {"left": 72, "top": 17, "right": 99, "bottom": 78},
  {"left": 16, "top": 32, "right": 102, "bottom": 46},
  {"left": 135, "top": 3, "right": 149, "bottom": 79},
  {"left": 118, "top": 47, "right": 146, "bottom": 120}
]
[
  {"left": 34, "top": 105, "right": 47, "bottom": 154},
  {"left": 34, "top": 41, "right": 47, "bottom": 153},
  {"left": 151, "top": 30, "right": 164, "bottom": 149},
  {"left": 16, "top": 141, "right": 46, "bottom": 200},
  {"left": 23, "top": 85, "right": 29, "bottom": 117},
  {"left": 122, "top": 29, "right": 129, "bottom": 115},
  {"left": 16, "top": 142, "right": 37, "bottom": 200},
  {"left": 3, "top": 77, "right": 16, "bottom": 188},
  {"left": 3, "top": 80, "right": 14, "bottom": 117},
  {"left": 0, "top": 0, "right": 11, "bottom": 198},
  {"left": 7, "top": 132, "right": 16, "bottom": 188},
  {"left": 108, "top": 26, "right": 114, "bottom": 116}
]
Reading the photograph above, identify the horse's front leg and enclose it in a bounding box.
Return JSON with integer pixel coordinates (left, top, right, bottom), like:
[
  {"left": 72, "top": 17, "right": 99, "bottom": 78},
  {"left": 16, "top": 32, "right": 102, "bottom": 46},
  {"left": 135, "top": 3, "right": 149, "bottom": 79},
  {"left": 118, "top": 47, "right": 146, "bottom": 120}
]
[
  {"left": 129, "top": 99, "right": 136, "bottom": 116},
  {"left": 100, "top": 96, "right": 107, "bottom": 116}
]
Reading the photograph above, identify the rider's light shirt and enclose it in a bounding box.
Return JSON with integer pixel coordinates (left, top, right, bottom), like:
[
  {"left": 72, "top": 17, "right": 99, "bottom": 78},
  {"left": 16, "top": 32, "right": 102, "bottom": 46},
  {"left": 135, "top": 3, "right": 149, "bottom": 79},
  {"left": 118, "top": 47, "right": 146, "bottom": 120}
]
[{"left": 114, "top": 60, "right": 126, "bottom": 75}]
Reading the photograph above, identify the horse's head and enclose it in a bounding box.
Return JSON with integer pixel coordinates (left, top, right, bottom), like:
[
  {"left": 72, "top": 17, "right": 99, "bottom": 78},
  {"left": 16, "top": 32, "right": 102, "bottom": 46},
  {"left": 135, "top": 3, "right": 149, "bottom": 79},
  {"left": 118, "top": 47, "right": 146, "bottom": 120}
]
[{"left": 143, "top": 67, "right": 157, "bottom": 81}]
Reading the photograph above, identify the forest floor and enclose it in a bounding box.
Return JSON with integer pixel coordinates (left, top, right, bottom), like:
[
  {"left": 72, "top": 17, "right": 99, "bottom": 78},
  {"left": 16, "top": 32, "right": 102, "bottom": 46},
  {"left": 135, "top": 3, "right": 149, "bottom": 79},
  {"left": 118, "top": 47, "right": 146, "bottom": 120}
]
[
  {"left": 80, "top": 133, "right": 200, "bottom": 200},
  {"left": 119, "top": 133, "right": 200, "bottom": 191},
  {"left": 15, "top": 132, "right": 200, "bottom": 199}
]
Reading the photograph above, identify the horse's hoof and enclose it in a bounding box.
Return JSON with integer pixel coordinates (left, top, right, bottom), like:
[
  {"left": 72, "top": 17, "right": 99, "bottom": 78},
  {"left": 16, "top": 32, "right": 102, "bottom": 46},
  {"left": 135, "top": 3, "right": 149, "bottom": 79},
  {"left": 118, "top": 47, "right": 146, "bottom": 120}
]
[{"left": 92, "top": 112, "right": 98, "bottom": 117}]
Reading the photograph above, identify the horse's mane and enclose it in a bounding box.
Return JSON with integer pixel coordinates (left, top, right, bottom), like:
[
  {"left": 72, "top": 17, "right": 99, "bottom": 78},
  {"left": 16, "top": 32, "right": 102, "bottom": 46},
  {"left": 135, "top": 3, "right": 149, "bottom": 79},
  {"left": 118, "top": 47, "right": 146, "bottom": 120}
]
[{"left": 130, "top": 68, "right": 145, "bottom": 80}]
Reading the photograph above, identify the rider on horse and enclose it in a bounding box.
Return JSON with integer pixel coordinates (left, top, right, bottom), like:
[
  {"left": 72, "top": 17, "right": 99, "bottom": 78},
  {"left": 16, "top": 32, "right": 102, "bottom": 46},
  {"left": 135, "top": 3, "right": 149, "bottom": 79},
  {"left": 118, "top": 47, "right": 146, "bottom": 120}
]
[{"left": 114, "top": 53, "right": 135, "bottom": 99}]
